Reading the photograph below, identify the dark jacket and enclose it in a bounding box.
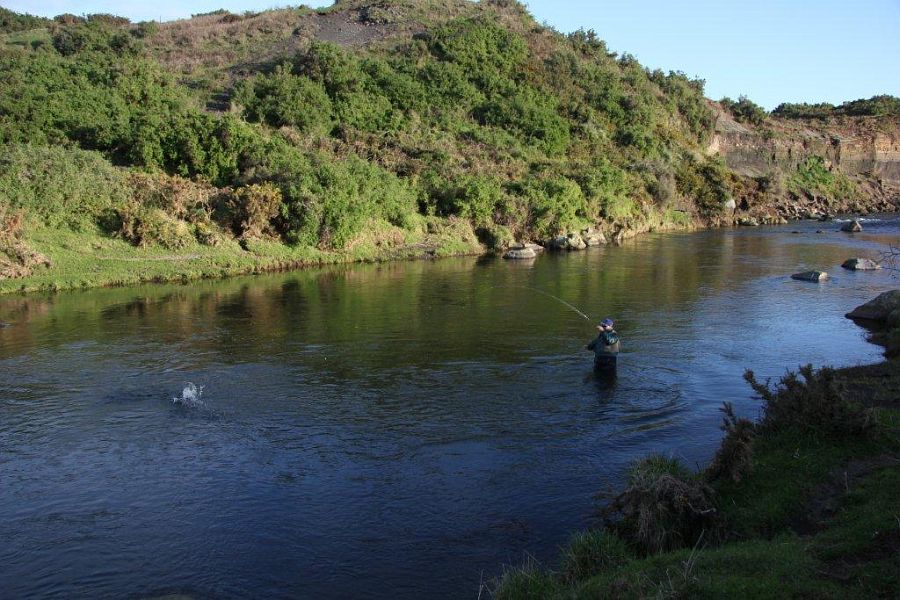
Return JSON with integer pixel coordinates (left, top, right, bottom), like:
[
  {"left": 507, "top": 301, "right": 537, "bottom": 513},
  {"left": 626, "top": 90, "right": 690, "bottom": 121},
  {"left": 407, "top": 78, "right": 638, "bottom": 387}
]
[{"left": 587, "top": 329, "right": 620, "bottom": 358}]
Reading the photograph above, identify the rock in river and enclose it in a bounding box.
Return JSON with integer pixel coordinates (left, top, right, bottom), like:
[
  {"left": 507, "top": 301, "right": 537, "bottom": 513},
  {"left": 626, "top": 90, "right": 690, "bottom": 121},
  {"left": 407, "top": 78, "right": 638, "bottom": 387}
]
[
  {"left": 840, "top": 220, "right": 863, "bottom": 233},
  {"left": 791, "top": 271, "right": 829, "bottom": 282},
  {"left": 841, "top": 258, "right": 881, "bottom": 271},
  {"left": 503, "top": 247, "right": 537, "bottom": 260}
]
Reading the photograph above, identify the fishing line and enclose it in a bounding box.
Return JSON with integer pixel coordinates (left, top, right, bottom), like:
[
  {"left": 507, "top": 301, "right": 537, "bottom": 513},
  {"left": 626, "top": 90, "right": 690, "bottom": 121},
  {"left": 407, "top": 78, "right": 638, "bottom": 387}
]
[{"left": 513, "top": 285, "right": 594, "bottom": 322}]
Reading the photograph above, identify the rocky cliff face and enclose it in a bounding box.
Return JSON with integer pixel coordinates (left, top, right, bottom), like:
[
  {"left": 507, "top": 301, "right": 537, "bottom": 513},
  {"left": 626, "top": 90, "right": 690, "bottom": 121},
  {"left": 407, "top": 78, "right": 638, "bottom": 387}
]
[{"left": 707, "top": 105, "right": 900, "bottom": 218}]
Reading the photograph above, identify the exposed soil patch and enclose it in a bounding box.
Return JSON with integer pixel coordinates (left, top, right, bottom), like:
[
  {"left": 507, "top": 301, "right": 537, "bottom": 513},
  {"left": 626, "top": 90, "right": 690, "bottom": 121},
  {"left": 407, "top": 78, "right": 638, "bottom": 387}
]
[{"left": 314, "top": 10, "right": 404, "bottom": 47}]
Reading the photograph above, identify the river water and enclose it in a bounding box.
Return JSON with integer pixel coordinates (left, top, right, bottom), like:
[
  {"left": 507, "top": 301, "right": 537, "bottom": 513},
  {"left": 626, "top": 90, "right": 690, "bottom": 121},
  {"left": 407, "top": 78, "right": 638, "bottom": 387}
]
[{"left": 1, "top": 217, "right": 897, "bottom": 599}]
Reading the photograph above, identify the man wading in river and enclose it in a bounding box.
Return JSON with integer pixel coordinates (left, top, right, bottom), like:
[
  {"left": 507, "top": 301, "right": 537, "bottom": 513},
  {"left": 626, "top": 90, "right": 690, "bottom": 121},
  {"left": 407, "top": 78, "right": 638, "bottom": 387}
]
[{"left": 586, "top": 318, "right": 620, "bottom": 372}]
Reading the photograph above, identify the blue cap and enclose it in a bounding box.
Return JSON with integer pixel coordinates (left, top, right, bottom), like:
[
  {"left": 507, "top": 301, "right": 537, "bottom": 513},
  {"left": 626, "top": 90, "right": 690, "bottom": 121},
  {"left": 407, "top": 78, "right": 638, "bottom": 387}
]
[{"left": 600, "top": 318, "right": 614, "bottom": 327}]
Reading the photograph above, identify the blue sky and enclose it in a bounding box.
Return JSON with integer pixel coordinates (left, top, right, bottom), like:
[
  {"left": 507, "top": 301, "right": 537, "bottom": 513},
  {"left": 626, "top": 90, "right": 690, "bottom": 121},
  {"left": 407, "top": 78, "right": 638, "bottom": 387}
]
[{"left": 4, "top": 0, "right": 898, "bottom": 109}]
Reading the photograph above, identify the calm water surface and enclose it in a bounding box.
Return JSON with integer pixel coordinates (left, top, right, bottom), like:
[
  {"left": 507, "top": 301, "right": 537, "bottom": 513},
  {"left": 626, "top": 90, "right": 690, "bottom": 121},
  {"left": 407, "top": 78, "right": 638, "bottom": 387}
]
[{"left": 1, "top": 217, "right": 897, "bottom": 599}]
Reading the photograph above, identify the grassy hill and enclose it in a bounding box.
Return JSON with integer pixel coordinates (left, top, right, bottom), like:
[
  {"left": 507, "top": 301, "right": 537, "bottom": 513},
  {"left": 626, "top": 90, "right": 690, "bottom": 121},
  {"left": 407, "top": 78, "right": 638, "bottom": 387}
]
[{"left": 0, "top": 1, "right": 896, "bottom": 291}]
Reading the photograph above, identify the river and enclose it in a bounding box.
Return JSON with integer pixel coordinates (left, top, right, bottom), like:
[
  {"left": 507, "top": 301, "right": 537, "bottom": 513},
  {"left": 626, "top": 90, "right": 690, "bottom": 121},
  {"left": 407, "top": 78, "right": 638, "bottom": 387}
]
[{"left": 1, "top": 216, "right": 897, "bottom": 599}]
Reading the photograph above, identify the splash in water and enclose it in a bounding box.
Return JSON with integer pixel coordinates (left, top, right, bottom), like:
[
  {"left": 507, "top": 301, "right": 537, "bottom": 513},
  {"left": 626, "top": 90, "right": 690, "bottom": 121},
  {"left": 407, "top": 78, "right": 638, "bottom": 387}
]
[{"left": 173, "top": 382, "right": 204, "bottom": 407}]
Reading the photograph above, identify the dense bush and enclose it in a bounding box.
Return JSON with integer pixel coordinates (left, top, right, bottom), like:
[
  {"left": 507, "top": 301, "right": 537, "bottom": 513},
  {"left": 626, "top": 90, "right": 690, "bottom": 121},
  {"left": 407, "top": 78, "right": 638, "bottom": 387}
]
[
  {"left": 675, "top": 158, "right": 731, "bottom": 218},
  {"left": 744, "top": 365, "right": 873, "bottom": 437},
  {"left": 279, "top": 153, "right": 418, "bottom": 249},
  {"left": 720, "top": 95, "right": 767, "bottom": 126},
  {"left": 229, "top": 183, "right": 283, "bottom": 238},
  {"left": 0, "top": 144, "right": 130, "bottom": 230},
  {"left": 774, "top": 95, "right": 900, "bottom": 119},
  {"left": 476, "top": 86, "right": 570, "bottom": 155},
  {"left": 233, "top": 64, "right": 334, "bottom": 133},
  {"left": 0, "top": 7, "right": 49, "bottom": 33}
]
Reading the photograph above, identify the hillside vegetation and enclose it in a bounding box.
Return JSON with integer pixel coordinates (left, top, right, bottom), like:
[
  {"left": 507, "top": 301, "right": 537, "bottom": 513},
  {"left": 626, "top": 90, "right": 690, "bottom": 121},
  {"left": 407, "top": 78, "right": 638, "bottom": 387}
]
[{"left": 0, "top": 1, "right": 896, "bottom": 290}]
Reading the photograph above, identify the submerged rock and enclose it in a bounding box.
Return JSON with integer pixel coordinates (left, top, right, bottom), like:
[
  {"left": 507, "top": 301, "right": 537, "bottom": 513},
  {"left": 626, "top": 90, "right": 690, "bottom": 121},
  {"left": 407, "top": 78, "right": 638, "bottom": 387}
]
[
  {"left": 840, "top": 220, "right": 863, "bottom": 233},
  {"left": 503, "top": 247, "right": 537, "bottom": 260},
  {"left": 738, "top": 217, "right": 759, "bottom": 227},
  {"left": 841, "top": 258, "right": 881, "bottom": 271},
  {"left": 846, "top": 290, "right": 900, "bottom": 321},
  {"left": 791, "top": 271, "right": 829, "bottom": 282}
]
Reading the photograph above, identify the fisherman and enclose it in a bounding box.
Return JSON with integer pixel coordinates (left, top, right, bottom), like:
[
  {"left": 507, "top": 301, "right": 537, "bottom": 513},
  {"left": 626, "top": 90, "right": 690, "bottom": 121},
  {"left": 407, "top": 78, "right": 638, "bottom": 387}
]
[{"left": 586, "top": 318, "right": 620, "bottom": 372}]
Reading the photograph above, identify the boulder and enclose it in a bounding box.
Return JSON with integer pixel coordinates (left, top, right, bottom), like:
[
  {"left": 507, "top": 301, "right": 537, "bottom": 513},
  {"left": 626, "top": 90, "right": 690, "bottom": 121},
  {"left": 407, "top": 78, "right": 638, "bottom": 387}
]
[
  {"left": 840, "top": 220, "right": 863, "bottom": 233},
  {"left": 503, "top": 247, "right": 537, "bottom": 260},
  {"left": 581, "top": 228, "right": 607, "bottom": 246},
  {"left": 566, "top": 233, "right": 587, "bottom": 251},
  {"left": 846, "top": 290, "right": 900, "bottom": 322},
  {"left": 841, "top": 258, "right": 881, "bottom": 271},
  {"left": 791, "top": 271, "right": 829, "bottom": 282},
  {"left": 547, "top": 235, "right": 569, "bottom": 251},
  {"left": 738, "top": 217, "right": 759, "bottom": 227},
  {"left": 524, "top": 242, "right": 545, "bottom": 253}
]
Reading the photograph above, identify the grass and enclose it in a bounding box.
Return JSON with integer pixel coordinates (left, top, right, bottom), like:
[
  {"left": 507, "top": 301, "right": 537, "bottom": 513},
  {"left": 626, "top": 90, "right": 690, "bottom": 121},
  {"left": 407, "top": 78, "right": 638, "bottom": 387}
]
[{"left": 0, "top": 218, "right": 484, "bottom": 294}]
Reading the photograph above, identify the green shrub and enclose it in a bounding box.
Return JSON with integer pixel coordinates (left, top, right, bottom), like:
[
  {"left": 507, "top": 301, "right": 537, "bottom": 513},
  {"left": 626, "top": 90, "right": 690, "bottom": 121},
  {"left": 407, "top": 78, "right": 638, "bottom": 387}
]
[
  {"left": 705, "top": 402, "right": 756, "bottom": 484},
  {"left": 425, "top": 17, "right": 527, "bottom": 85},
  {"left": 279, "top": 154, "right": 417, "bottom": 249},
  {"left": 0, "top": 144, "right": 130, "bottom": 230},
  {"left": 296, "top": 42, "right": 398, "bottom": 132},
  {"left": 720, "top": 95, "right": 767, "bottom": 126},
  {"left": 234, "top": 64, "right": 333, "bottom": 133},
  {"left": 522, "top": 177, "right": 592, "bottom": 238},
  {"left": 676, "top": 158, "right": 731, "bottom": 218},
  {"left": 476, "top": 86, "right": 570, "bottom": 155}
]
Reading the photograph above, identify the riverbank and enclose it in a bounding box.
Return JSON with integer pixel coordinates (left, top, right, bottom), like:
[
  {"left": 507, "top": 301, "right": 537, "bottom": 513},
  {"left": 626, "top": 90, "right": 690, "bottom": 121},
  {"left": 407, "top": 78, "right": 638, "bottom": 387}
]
[
  {"left": 494, "top": 295, "right": 900, "bottom": 599},
  {"left": 0, "top": 216, "right": 486, "bottom": 294},
  {"left": 1, "top": 204, "right": 702, "bottom": 295}
]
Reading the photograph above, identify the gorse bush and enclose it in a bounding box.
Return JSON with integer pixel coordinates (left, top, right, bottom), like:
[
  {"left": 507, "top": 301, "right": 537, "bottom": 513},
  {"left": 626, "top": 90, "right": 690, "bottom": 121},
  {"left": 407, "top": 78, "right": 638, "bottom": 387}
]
[
  {"left": 233, "top": 64, "right": 334, "bottom": 133},
  {"left": 774, "top": 95, "right": 900, "bottom": 119},
  {"left": 279, "top": 153, "right": 418, "bottom": 249},
  {"left": 229, "top": 183, "right": 283, "bottom": 238},
  {"left": 744, "top": 365, "right": 874, "bottom": 437},
  {"left": 705, "top": 402, "right": 755, "bottom": 484},
  {"left": 720, "top": 95, "right": 767, "bottom": 126},
  {"left": 0, "top": 144, "right": 130, "bottom": 230}
]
